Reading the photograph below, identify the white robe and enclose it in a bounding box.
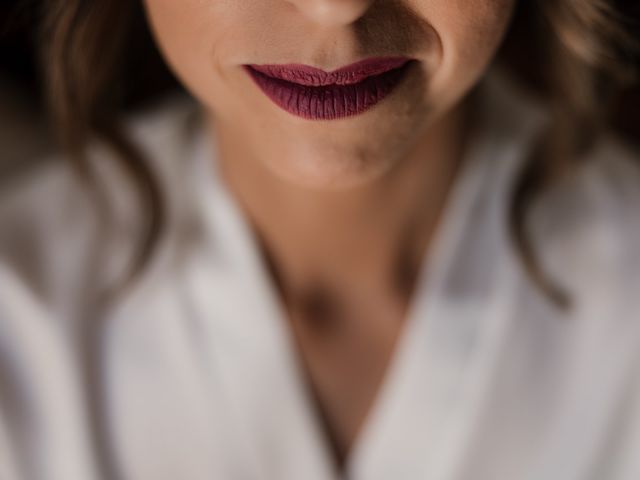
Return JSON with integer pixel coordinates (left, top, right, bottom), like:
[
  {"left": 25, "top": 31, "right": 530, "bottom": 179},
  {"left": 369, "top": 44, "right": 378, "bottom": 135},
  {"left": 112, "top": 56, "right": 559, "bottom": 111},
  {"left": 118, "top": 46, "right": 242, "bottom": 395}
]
[{"left": 1, "top": 66, "right": 640, "bottom": 480}]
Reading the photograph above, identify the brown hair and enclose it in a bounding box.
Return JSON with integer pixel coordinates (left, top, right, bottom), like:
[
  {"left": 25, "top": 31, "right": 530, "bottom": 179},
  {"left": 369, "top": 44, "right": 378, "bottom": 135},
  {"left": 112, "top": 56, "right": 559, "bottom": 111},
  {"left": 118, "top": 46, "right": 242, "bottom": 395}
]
[{"left": 40, "top": 0, "right": 638, "bottom": 310}]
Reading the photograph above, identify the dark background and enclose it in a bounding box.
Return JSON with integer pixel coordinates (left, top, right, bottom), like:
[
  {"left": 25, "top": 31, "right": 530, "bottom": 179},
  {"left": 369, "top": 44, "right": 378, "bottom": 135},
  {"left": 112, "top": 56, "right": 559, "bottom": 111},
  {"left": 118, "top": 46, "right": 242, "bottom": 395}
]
[{"left": 1, "top": 0, "right": 639, "bottom": 148}]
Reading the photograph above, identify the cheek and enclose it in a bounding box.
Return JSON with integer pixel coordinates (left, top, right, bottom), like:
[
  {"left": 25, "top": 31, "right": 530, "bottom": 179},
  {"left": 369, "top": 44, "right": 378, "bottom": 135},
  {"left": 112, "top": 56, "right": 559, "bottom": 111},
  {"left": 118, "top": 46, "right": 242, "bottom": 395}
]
[
  {"left": 419, "top": 0, "right": 515, "bottom": 96},
  {"left": 142, "top": 1, "right": 213, "bottom": 86},
  {"left": 141, "top": 0, "right": 240, "bottom": 111},
  {"left": 436, "top": 0, "right": 515, "bottom": 71}
]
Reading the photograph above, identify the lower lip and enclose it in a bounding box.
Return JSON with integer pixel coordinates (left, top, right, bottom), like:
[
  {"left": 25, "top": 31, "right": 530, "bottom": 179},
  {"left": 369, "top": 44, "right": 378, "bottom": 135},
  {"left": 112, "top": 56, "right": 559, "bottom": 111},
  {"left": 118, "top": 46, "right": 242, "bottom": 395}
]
[{"left": 243, "top": 61, "right": 414, "bottom": 120}]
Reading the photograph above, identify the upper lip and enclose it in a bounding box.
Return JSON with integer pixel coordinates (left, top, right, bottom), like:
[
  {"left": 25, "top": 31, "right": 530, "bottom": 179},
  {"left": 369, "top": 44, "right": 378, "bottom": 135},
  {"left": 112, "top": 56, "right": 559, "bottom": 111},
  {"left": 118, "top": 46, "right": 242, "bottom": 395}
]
[{"left": 244, "top": 56, "right": 413, "bottom": 87}]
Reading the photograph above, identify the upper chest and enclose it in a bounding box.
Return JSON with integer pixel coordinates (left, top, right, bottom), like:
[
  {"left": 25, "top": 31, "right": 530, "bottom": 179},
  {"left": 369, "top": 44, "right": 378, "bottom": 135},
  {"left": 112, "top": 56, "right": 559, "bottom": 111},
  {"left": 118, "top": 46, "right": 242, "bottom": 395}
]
[{"left": 283, "top": 288, "right": 410, "bottom": 471}]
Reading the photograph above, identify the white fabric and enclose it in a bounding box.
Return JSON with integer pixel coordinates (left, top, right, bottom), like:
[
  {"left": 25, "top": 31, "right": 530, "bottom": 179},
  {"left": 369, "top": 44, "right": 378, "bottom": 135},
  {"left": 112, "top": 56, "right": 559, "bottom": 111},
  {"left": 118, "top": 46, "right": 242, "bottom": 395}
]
[{"left": 1, "top": 67, "right": 640, "bottom": 480}]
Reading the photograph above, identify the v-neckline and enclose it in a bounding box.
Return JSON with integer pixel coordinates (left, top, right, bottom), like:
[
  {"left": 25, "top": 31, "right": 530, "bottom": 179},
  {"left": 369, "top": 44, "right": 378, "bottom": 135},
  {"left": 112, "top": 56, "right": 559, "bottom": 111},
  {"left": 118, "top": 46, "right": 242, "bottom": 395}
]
[
  {"left": 239, "top": 109, "right": 493, "bottom": 477},
  {"left": 185, "top": 67, "right": 546, "bottom": 480}
]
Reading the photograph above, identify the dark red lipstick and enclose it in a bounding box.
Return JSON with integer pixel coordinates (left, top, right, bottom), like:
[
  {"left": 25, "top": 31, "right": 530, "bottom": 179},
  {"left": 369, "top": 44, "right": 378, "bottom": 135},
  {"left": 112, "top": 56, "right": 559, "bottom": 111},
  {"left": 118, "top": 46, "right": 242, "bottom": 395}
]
[{"left": 243, "top": 56, "right": 415, "bottom": 120}]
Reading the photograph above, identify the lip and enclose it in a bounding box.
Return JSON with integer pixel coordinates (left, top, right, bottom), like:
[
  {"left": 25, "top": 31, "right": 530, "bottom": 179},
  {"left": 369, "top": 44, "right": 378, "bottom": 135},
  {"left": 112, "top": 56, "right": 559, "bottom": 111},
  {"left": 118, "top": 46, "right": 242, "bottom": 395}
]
[
  {"left": 246, "top": 56, "right": 413, "bottom": 86},
  {"left": 243, "top": 56, "right": 415, "bottom": 120}
]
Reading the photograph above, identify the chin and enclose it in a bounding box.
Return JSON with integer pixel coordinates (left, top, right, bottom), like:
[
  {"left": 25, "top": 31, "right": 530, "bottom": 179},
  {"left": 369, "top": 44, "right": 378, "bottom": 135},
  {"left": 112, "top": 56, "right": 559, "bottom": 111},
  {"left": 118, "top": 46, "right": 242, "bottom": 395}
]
[{"left": 264, "top": 149, "right": 395, "bottom": 190}]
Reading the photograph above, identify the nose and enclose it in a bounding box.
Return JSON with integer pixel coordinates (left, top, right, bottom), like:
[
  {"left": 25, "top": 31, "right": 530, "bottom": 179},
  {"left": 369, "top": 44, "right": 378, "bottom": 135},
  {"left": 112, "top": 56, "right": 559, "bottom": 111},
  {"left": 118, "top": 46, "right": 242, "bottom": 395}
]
[{"left": 288, "top": 0, "right": 375, "bottom": 26}]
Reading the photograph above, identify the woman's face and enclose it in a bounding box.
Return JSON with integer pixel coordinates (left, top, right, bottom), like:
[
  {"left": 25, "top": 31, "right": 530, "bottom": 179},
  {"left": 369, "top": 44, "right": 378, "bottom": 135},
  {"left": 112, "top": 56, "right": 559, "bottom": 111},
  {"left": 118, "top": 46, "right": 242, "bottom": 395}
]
[{"left": 142, "top": 0, "right": 516, "bottom": 188}]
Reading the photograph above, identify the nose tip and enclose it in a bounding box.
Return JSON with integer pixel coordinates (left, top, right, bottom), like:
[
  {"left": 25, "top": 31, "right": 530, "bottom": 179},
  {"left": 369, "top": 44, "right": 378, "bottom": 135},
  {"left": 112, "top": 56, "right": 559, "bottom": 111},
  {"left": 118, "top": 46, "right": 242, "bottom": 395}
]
[{"left": 290, "top": 0, "right": 375, "bottom": 26}]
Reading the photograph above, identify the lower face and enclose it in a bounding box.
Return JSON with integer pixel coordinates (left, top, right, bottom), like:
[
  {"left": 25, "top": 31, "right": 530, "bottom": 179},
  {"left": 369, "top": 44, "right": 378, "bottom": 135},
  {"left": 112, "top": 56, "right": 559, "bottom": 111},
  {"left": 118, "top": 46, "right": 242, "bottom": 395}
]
[{"left": 142, "top": 0, "right": 516, "bottom": 188}]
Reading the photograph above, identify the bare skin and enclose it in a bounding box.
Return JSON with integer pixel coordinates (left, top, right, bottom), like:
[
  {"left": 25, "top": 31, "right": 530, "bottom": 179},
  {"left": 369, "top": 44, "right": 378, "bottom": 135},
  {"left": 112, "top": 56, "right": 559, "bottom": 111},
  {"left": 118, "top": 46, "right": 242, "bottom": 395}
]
[{"left": 142, "top": 0, "right": 516, "bottom": 470}]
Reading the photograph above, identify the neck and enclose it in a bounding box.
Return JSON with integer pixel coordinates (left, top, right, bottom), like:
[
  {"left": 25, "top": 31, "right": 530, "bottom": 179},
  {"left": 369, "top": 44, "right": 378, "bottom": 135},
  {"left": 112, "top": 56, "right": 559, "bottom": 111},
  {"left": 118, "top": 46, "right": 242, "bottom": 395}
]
[{"left": 207, "top": 97, "right": 474, "bottom": 308}]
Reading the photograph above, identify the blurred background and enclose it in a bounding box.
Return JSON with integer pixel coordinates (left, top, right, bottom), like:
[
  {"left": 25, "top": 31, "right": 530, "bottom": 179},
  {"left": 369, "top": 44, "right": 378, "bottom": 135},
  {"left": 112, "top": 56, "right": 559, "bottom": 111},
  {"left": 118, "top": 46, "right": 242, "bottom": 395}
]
[{"left": 1, "top": 0, "right": 639, "bottom": 184}]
